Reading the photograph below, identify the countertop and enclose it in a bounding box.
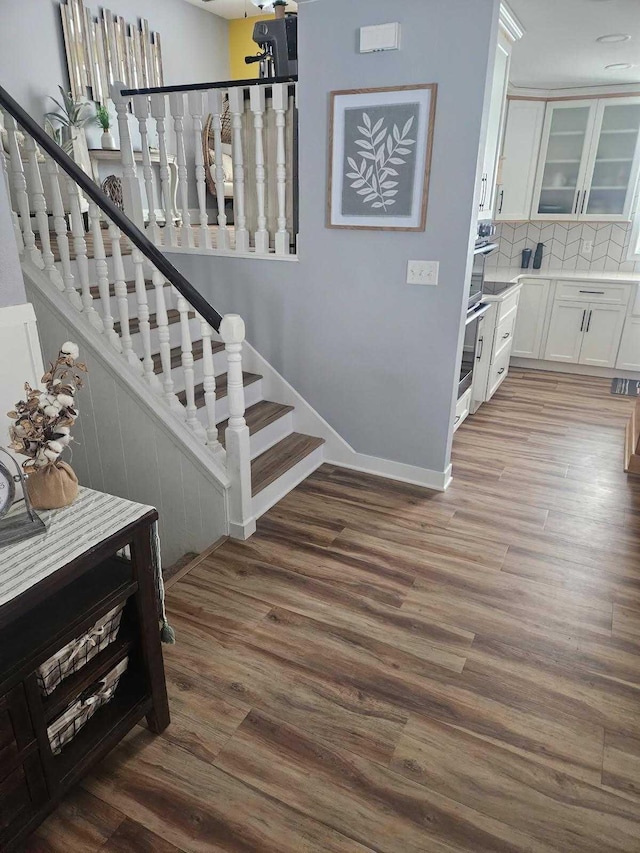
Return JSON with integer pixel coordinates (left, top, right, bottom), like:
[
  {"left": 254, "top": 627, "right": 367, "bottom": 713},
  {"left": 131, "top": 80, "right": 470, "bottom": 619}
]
[{"left": 485, "top": 267, "right": 640, "bottom": 285}]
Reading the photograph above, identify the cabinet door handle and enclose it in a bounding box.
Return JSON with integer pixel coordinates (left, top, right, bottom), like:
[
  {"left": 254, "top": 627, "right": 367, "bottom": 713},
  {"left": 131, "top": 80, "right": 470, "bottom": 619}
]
[
  {"left": 502, "top": 331, "right": 510, "bottom": 339},
  {"left": 573, "top": 191, "right": 580, "bottom": 214},
  {"left": 454, "top": 415, "right": 461, "bottom": 424},
  {"left": 497, "top": 367, "right": 506, "bottom": 375},
  {"left": 579, "top": 290, "right": 604, "bottom": 295},
  {"left": 586, "top": 309, "right": 592, "bottom": 333},
  {"left": 580, "top": 309, "right": 587, "bottom": 332},
  {"left": 498, "top": 190, "right": 504, "bottom": 215},
  {"left": 476, "top": 335, "right": 484, "bottom": 360}
]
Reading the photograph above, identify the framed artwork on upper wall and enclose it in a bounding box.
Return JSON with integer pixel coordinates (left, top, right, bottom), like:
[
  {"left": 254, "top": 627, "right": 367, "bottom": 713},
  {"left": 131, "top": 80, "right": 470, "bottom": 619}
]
[{"left": 327, "top": 84, "right": 437, "bottom": 231}]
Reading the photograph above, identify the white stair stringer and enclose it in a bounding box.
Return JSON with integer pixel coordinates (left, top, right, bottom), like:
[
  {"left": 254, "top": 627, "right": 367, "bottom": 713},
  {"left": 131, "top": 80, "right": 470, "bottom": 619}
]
[{"left": 22, "top": 257, "right": 231, "bottom": 565}]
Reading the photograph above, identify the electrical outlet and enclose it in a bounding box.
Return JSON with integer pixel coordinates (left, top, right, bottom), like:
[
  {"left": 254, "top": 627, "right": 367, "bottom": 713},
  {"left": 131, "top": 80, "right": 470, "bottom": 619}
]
[
  {"left": 581, "top": 239, "right": 593, "bottom": 256},
  {"left": 407, "top": 260, "right": 439, "bottom": 286}
]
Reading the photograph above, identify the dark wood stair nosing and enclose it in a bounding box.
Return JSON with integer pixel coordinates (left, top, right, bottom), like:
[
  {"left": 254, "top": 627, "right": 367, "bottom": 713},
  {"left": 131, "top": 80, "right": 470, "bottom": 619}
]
[{"left": 251, "top": 433, "right": 325, "bottom": 497}]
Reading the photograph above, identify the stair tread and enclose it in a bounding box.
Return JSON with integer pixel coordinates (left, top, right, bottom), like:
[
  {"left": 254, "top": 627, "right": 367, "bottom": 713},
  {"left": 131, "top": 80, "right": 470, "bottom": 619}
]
[
  {"left": 151, "top": 339, "right": 225, "bottom": 374},
  {"left": 88, "top": 279, "right": 153, "bottom": 299},
  {"left": 177, "top": 371, "right": 262, "bottom": 406},
  {"left": 251, "top": 433, "right": 325, "bottom": 496},
  {"left": 218, "top": 401, "right": 294, "bottom": 448},
  {"left": 116, "top": 309, "right": 194, "bottom": 336}
]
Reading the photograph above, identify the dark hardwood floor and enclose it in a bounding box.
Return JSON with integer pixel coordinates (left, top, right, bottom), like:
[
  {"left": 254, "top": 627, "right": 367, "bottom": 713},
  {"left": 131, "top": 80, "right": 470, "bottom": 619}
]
[{"left": 24, "top": 369, "right": 640, "bottom": 852}]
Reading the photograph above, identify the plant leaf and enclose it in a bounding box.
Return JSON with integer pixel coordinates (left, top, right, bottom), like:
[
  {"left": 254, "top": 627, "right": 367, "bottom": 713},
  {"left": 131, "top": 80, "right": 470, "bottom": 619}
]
[
  {"left": 388, "top": 157, "right": 405, "bottom": 165},
  {"left": 346, "top": 172, "right": 361, "bottom": 180},
  {"left": 372, "top": 117, "right": 384, "bottom": 135},
  {"left": 351, "top": 179, "right": 366, "bottom": 188},
  {"left": 357, "top": 126, "right": 369, "bottom": 136},
  {"left": 382, "top": 181, "right": 398, "bottom": 189},
  {"left": 354, "top": 140, "right": 372, "bottom": 150},
  {"left": 364, "top": 193, "right": 378, "bottom": 202},
  {"left": 387, "top": 136, "right": 393, "bottom": 156},
  {"left": 396, "top": 147, "right": 412, "bottom": 155},
  {"left": 373, "top": 129, "right": 386, "bottom": 147},
  {"left": 365, "top": 165, "right": 373, "bottom": 181},
  {"left": 357, "top": 188, "right": 372, "bottom": 195},
  {"left": 360, "top": 152, "right": 376, "bottom": 161},
  {"left": 402, "top": 116, "right": 415, "bottom": 137},
  {"left": 372, "top": 202, "right": 385, "bottom": 208},
  {"left": 362, "top": 112, "right": 371, "bottom": 129},
  {"left": 383, "top": 189, "right": 398, "bottom": 197},
  {"left": 347, "top": 156, "right": 359, "bottom": 171}
]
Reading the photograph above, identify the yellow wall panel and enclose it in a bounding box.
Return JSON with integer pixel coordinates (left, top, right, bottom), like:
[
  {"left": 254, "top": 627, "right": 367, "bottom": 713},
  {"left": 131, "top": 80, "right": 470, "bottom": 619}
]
[{"left": 228, "top": 14, "right": 272, "bottom": 80}]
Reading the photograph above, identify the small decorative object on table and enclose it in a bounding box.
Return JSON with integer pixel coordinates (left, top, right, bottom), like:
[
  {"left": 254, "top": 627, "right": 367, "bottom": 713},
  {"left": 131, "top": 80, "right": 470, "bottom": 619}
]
[
  {"left": 95, "top": 103, "right": 115, "bottom": 150},
  {"left": 7, "top": 342, "right": 86, "bottom": 511},
  {"left": 521, "top": 248, "right": 532, "bottom": 269},
  {"left": 533, "top": 241, "right": 544, "bottom": 270}
]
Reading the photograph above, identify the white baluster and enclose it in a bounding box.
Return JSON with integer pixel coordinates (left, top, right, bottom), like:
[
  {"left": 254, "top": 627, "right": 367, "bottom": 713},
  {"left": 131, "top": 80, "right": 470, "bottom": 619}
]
[
  {"left": 0, "top": 142, "right": 23, "bottom": 251},
  {"left": 133, "top": 94, "right": 159, "bottom": 243},
  {"left": 198, "top": 316, "right": 225, "bottom": 460},
  {"left": 44, "top": 154, "right": 81, "bottom": 309},
  {"left": 66, "top": 179, "right": 102, "bottom": 331},
  {"left": 23, "top": 137, "right": 63, "bottom": 288},
  {"left": 168, "top": 91, "right": 194, "bottom": 248},
  {"left": 88, "top": 201, "right": 121, "bottom": 352},
  {"left": 228, "top": 87, "right": 250, "bottom": 253},
  {"left": 108, "top": 221, "right": 140, "bottom": 370},
  {"left": 272, "top": 83, "right": 290, "bottom": 256},
  {"left": 188, "top": 91, "right": 212, "bottom": 250},
  {"left": 152, "top": 268, "right": 181, "bottom": 411},
  {"left": 175, "top": 289, "right": 206, "bottom": 440},
  {"left": 150, "top": 93, "right": 176, "bottom": 246},
  {"left": 5, "top": 115, "right": 41, "bottom": 267},
  {"left": 111, "top": 81, "right": 145, "bottom": 230},
  {"left": 250, "top": 85, "right": 269, "bottom": 254},
  {"left": 131, "top": 248, "right": 161, "bottom": 390},
  {"left": 209, "top": 89, "right": 231, "bottom": 252},
  {"left": 220, "top": 314, "right": 254, "bottom": 538}
]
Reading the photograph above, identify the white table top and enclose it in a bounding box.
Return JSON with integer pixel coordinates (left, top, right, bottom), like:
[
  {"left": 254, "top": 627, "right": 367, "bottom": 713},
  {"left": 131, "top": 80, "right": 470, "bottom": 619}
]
[
  {"left": 485, "top": 267, "right": 640, "bottom": 285},
  {"left": 0, "top": 487, "right": 155, "bottom": 609}
]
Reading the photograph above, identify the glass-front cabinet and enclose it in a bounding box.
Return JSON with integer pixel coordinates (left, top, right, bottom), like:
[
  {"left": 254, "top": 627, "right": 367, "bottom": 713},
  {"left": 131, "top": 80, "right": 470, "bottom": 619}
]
[{"left": 532, "top": 97, "right": 640, "bottom": 222}]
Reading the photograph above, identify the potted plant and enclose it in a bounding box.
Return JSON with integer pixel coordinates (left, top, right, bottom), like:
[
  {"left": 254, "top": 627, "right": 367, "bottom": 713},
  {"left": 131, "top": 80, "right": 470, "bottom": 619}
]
[
  {"left": 7, "top": 343, "right": 87, "bottom": 510},
  {"left": 95, "top": 103, "right": 115, "bottom": 150},
  {"left": 44, "top": 87, "right": 93, "bottom": 171}
]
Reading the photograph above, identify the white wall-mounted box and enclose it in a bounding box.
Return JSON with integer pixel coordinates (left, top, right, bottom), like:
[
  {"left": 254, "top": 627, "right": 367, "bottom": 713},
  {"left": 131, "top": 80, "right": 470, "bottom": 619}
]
[{"left": 359, "top": 23, "right": 401, "bottom": 54}]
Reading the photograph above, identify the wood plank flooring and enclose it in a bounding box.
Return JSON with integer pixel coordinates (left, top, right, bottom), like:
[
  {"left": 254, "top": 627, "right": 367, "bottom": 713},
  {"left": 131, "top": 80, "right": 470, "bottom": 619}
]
[{"left": 24, "top": 369, "right": 640, "bottom": 853}]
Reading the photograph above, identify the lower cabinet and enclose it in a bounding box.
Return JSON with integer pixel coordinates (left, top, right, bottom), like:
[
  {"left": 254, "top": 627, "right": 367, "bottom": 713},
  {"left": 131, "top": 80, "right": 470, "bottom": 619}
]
[
  {"left": 617, "top": 316, "right": 640, "bottom": 371},
  {"left": 512, "top": 279, "right": 551, "bottom": 359},
  {"left": 544, "top": 300, "right": 627, "bottom": 368}
]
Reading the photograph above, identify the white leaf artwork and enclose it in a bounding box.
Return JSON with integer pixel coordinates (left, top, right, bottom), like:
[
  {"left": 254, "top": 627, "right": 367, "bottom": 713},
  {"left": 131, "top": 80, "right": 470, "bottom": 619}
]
[{"left": 347, "top": 113, "right": 416, "bottom": 212}]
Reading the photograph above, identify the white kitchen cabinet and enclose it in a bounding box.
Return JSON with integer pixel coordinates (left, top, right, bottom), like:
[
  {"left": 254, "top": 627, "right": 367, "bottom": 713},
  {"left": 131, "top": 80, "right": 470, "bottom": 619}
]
[
  {"left": 532, "top": 97, "right": 640, "bottom": 222},
  {"left": 617, "top": 316, "right": 640, "bottom": 371},
  {"left": 496, "top": 100, "right": 546, "bottom": 221},
  {"left": 511, "top": 278, "right": 551, "bottom": 358},
  {"left": 471, "top": 284, "right": 521, "bottom": 411},
  {"left": 544, "top": 300, "right": 588, "bottom": 363},
  {"left": 478, "top": 35, "right": 511, "bottom": 219}
]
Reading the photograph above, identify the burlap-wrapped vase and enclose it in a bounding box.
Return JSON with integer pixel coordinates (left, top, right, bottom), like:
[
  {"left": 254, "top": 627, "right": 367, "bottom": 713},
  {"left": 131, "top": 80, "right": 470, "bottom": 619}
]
[{"left": 26, "top": 462, "right": 79, "bottom": 510}]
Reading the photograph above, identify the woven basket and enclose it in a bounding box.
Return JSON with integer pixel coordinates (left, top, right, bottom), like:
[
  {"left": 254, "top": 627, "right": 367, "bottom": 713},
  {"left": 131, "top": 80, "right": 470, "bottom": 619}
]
[
  {"left": 36, "top": 603, "right": 125, "bottom": 696},
  {"left": 47, "top": 657, "right": 128, "bottom": 755}
]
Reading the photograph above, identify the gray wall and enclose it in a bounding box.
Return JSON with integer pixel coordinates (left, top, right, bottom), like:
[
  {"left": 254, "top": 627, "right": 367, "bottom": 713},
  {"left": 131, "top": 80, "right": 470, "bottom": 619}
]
[
  {"left": 0, "top": 170, "right": 26, "bottom": 307},
  {"left": 169, "top": 0, "right": 499, "bottom": 475},
  {"left": 0, "top": 0, "right": 229, "bottom": 120}
]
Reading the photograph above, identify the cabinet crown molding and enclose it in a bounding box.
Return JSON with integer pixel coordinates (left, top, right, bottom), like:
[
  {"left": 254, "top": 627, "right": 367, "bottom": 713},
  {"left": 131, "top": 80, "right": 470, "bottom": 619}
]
[{"left": 499, "top": 2, "right": 525, "bottom": 44}]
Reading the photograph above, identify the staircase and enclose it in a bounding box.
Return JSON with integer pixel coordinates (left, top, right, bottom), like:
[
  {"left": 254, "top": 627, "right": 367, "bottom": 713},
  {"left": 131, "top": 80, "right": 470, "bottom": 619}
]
[{"left": 0, "top": 85, "right": 325, "bottom": 551}]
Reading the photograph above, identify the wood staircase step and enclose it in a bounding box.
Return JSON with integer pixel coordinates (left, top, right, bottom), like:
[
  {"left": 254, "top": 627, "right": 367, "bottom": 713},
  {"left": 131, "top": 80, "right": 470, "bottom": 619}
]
[
  {"left": 177, "top": 372, "right": 262, "bottom": 407},
  {"left": 116, "top": 308, "right": 194, "bottom": 336},
  {"left": 88, "top": 280, "right": 153, "bottom": 299},
  {"left": 251, "top": 433, "right": 325, "bottom": 496},
  {"left": 151, "top": 339, "right": 225, "bottom": 375},
  {"left": 217, "top": 401, "right": 294, "bottom": 447}
]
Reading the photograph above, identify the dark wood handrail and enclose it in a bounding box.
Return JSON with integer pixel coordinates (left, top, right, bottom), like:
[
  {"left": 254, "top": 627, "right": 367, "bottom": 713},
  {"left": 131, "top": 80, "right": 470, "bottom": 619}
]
[
  {"left": 0, "top": 85, "right": 223, "bottom": 331},
  {"left": 120, "top": 75, "right": 298, "bottom": 97}
]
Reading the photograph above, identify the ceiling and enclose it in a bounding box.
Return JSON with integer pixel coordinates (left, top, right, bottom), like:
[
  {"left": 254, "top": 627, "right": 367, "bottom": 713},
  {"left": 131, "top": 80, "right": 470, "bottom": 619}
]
[
  {"left": 507, "top": 0, "right": 640, "bottom": 89},
  {"left": 184, "top": 0, "right": 297, "bottom": 20}
]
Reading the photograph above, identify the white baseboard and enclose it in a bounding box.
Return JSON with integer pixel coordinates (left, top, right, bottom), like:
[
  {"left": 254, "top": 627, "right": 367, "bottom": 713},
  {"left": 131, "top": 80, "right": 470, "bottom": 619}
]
[
  {"left": 511, "top": 358, "right": 640, "bottom": 380},
  {"left": 325, "top": 455, "right": 453, "bottom": 492}
]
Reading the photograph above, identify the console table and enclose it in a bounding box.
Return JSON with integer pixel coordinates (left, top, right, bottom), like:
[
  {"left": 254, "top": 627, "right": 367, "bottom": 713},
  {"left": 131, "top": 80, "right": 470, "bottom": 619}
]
[
  {"left": 0, "top": 488, "right": 170, "bottom": 851},
  {"left": 88, "top": 148, "right": 180, "bottom": 225}
]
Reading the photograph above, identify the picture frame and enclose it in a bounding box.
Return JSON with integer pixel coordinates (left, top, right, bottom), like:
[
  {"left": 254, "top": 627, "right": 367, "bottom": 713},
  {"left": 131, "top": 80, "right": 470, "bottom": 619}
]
[{"left": 327, "top": 84, "right": 437, "bottom": 231}]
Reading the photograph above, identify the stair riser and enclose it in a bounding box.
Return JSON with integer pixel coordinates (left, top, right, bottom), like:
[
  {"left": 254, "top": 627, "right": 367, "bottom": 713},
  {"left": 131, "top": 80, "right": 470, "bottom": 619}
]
[
  {"left": 246, "top": 411, "right": 294, "bottom": 460},
  {"left": 251, "top": 445, "right": 324, "bottom": 520},
  {"left": 193, "top": 380, "right": 263, "bottom": 426}
]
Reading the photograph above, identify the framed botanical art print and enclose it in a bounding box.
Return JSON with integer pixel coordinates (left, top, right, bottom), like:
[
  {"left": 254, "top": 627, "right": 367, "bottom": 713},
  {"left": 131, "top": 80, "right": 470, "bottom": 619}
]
[{"left": 327, "top": 84, "right": 437, "bottom": 231}]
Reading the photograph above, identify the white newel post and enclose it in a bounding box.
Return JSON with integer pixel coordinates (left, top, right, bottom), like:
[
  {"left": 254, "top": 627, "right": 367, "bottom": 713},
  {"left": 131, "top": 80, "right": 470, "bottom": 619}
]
[
  {"left": 188, "top": 91, "right": 212, "bottom": 250},
  {"left": 250, "top": 85, "right": 269, "bottom": 255},
  {"left": 209, "top": 88, "right": 231, "bottom": 251},
  {"left": 220, "top": 314, "right": 255, "bottom": 539},
  {"left": 150, "top": 93, "right": 176, "bottom": 245},
  {"left": 132, "top": 94, "right": 159, "bottom": 242},
  {"left": 111, "top": 81, "right": 145, "bottom": 231},
  {"left": 272, "top": 83, "right": 290, "bottom": 256},
  {"left": 5, "top": 114, "right": 40, "bottom": 267},
  {"left": 44, "top": 154, "right": 81, "bottom": 309},
  {"left": 168, "top": 91, "right": 194, "bottom": 248},
  {"left": 228, "top": 87, "right": 250, "bottom": 253}
]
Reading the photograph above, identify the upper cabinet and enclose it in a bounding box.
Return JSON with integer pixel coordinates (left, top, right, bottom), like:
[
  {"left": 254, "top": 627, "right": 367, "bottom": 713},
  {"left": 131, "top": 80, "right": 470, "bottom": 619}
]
[{"left": 498, "top": 96, "right": 640, "bottom": 223}]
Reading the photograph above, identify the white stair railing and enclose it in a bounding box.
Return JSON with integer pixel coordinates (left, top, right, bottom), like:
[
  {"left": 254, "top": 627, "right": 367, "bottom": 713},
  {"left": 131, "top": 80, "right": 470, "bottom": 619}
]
[
  {"left": 1, "top": 86, "right": 255, "bottom": 538},
  {"left": 111, "top": 77, "right": 298, "bottom": 257}
]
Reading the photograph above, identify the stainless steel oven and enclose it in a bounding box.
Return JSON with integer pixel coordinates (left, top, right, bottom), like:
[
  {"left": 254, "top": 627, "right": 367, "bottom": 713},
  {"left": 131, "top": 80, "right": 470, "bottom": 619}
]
[
  {"left": 469, "top": 241, "right": 499, "bottom": 310},
  {"left": 459, "top": 302, "right": 490, "bottom": 398}
]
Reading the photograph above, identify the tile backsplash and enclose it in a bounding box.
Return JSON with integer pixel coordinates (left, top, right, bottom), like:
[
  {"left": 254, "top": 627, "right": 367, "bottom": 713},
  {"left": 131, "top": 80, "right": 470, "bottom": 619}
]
[{"left": 486, "top": 221, "right": 640, "bottom": 274}]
